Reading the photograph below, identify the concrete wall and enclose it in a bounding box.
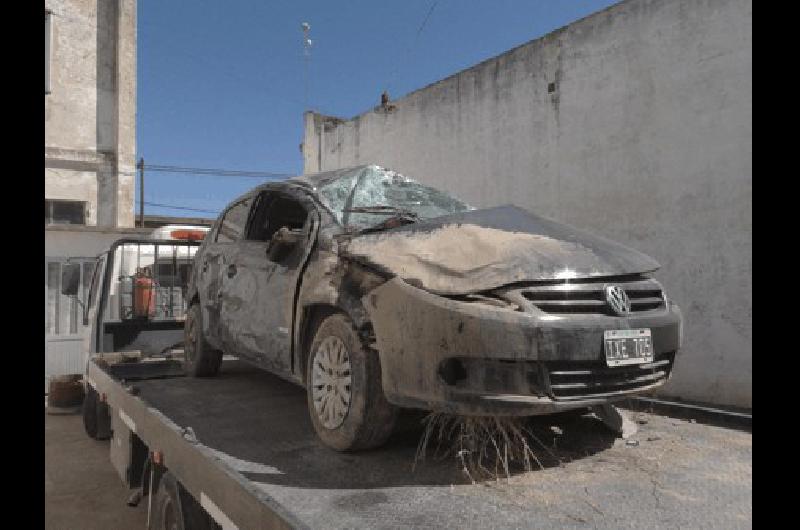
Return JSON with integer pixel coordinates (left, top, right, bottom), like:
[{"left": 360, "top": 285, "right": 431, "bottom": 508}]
[
  {"left": 45, "top": 0, "right": 137, "bottom": 230},
  {"left": 303, "top": 0, "right": 752, "bottom": 408}
]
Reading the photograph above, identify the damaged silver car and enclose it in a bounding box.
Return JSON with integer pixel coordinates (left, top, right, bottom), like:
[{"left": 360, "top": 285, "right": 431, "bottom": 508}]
[{"left": 185, "top": 164, "right": 682, "bottom": 451}]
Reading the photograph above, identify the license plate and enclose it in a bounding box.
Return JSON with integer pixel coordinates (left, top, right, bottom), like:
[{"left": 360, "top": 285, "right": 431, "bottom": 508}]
[{"left": 604, "top": 329, "right": 653, "bottom": 367}]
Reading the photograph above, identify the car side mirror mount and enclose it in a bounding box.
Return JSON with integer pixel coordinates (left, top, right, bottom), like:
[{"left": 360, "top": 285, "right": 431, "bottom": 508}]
[
  {"left": 267, "top": 227, "right": 303, "bottom": 262},
  {"left": 271, "top": 226, "right": 303, "bottom": 248}
]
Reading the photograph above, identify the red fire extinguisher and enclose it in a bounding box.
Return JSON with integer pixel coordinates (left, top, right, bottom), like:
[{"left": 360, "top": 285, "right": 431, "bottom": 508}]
[{"left": 134, "top": 267, "right": 156, "bottom": 319}]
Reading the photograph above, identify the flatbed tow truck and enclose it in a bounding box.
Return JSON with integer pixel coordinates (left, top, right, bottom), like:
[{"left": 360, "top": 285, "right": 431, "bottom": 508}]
[
  {"left": 71, "top": 232, "right": 751, "bottom": 529},
  {"left": 82, "top": 353, "right": 751, "bottom": 530}
]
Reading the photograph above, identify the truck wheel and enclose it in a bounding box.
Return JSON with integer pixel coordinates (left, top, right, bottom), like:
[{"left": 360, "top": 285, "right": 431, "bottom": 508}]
[
  {"left": 184, "top": 303, "right": 222, "bottom": 377},
  {"left": 83, "top": 386, "right": 112, "bottom": 440},
  {"left": 82, "top": 386, "right": 99, "bottom": 438},
  {"left": 150, "top": 472, "right": 185, "bottom": 530},
  {"left": 306, "top": 313, "right": 397, "bottom": 451}
]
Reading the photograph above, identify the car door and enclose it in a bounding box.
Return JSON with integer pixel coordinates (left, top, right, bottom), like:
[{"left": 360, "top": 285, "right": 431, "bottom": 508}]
[
  {"left": 198, "top": 196, "right": 253, "bottom": 351},
  {"left": 224, "top": 189, "right": 320, "bottom": 373}
]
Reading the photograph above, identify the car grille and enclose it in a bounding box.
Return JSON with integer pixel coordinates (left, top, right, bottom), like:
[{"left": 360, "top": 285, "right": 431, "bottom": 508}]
[
  {"left": 515, "top": 276, "right": 666, "bottom": 315},
  {"left": 543, "top": 352, "right": 675, "bottom": 401}
]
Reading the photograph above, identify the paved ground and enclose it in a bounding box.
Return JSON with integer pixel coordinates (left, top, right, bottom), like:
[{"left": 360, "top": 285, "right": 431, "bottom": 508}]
[{"left": 45, "top": 411, "right": 147, "bottom": 530}]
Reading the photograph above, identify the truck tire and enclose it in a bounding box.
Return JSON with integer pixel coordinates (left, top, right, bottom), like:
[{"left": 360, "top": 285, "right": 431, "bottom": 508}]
[
  {"left": 83, "top": 387, "right": 112, "bottom": 440},
  {"left": 150, "top": 472, "right": 185, "bottom": 530},
  {"left": 306, "top": 313, "right": 397, "bottom": 451},
  {"left": 82, "top": 386, "right": 99, "bottom": 438},
  {"left": 184, "top": 303, "right": 222, "bottom": 377}
]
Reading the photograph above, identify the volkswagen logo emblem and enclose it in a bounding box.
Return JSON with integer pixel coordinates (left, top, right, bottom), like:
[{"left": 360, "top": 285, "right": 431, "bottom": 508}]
[{"left": 605, "top": 285, "right": 631, "bottom": 315}]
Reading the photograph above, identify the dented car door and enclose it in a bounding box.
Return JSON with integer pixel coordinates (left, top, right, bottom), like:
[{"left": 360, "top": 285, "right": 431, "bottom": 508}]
[
  {"left": 209, "top": 197, "right": 253, "bottom": 353},
  {"left": 223, "top": 191, "right": 320, "bottom": 371}
]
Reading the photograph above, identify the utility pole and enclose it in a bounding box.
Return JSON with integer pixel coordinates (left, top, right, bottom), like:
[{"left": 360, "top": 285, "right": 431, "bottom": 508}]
[
  {"left": 302, "top": 22, "right": 312, "bottom": 110},
  {"left": 137, "top": 157, "right": 144, "bottom": 227}
]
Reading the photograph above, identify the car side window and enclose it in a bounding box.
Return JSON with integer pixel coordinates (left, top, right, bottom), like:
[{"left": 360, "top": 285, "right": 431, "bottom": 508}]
[
  {"left": 244, "top": 192, "right": 274, "bottom": 241},
  {"left": 246, "top": 192, "right": 307, "bottom": 243},
  {"left": 216, "top": 198, "right": 252, "bottom": 243}
]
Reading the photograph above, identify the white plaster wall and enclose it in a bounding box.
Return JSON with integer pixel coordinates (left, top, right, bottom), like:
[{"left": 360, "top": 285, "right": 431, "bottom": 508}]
[
  {"left": 305, "top": 0, "right": 752, "bottom": 408},
  {"left": 45, "top": 0, "right": 137, "bottom": 229},
  {"left": 45, "top": 0, "right": 98, "bottom": 151}
]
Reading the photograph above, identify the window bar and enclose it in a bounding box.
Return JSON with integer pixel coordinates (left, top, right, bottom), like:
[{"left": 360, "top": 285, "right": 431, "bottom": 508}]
[
  {"left": 171, "top": 245, "right": 178, "bottom": 318},
  {"left": 118, "top": 245, "right": 126, "bottom": 320},
  {"left": 155, "top": 243, "right": 161, "bottom": 318},
  {"left": 55, "top": 263, "right": 61, "bottom": 334},
  {"left": 136, "top": 244, "right": 142, "bottom": 320},
  {"left": 69, "top": 262, "right": 78, "bottom": 334}
]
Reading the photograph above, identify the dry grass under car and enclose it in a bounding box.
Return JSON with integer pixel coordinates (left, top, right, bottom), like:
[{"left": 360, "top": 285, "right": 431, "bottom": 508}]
[{"left": 413, "top": 411, "right": 618, "bottom": 483}]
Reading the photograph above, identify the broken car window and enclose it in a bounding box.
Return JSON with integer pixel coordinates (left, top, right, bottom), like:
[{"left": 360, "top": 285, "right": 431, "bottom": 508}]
[
  {"left": 314, "top": 165, "right": 472, "bottom": 230},
  {"left": 217, "top": 198, "right": 252, "bottom": 243}
]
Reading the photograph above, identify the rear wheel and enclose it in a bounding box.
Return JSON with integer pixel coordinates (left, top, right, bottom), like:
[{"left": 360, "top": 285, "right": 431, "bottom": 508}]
[
  {"left": 306, "top": 313, "right": 397, "bottom": 451},
  {"left": 82, "top": 386, "right": 98, "bottom": 438},
  {"left": 150, "top": 472, "right": 185, "bottom": 530},
  {"left": 82, "top": 386, "right": 111, "bottom": 440},
  {"left": 184, "top": 303, "right": 222, "bottom": 377}
]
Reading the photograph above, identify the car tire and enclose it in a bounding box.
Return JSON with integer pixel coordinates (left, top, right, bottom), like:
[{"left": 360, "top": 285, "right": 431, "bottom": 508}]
[
  {"left": 306, "top": 313, "right": 397, "bottom": 451},
  {"left": 184, "top": 303, "right": 222, "bottom": 377},
  {"left": 150, "top": 472, "right": 185, "bottom": 530}
]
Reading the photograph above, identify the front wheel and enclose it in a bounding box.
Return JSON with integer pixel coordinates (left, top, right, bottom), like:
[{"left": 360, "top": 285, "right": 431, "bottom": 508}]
[
  {"left": 306, "top": 313, "right": 397, "bottom": 451},
  {"left": 183, "top": 303, "right": 222, "bottom": 377}
]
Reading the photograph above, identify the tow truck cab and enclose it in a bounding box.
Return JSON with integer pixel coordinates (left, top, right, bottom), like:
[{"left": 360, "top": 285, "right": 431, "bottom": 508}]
[{"left": 61, "top": 225, "right": 209, "bottom": 361}]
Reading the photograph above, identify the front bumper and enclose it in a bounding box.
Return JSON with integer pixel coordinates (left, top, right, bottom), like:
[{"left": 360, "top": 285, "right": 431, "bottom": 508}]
[{"left": 363, "top": 278, "right": 682, "bottom": 416}]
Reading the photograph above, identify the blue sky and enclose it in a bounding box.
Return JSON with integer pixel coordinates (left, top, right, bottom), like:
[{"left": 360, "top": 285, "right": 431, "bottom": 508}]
[{"left": 137, "top": 0, "right": 619, "bottom": 218}]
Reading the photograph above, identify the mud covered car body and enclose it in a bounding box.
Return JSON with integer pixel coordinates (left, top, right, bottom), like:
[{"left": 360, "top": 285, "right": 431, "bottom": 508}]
[{"left": 187, "top": 165, "right": 682, "bottom": 423}]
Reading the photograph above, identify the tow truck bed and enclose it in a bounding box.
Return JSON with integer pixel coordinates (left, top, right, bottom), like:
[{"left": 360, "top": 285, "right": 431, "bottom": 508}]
[{"left": 87, "top": 358, "right": 751, "bottom": 529}]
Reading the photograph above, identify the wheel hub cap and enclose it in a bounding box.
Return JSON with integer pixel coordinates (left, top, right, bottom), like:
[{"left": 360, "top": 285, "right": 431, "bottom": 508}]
[{"left": 311, "top": 336, "right": 352, "bottom": 429}]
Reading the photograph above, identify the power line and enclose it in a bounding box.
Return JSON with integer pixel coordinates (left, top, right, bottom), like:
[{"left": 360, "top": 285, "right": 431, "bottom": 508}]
[
  {"left": 144, "top": 164, "right": 294, "bottom": 179},
  {"left": 119, "top": 164, "right": 297, "bottom": 179},
  {"left": 415, "top": 1, "right": 440, "bottom": 41},
  {"left": 385, "top": 0, "right": 441, "bottom": 93},
  {"left": 142, "top": 201, "right": 219, "bottom": 214},
  {"left": 132, "top": 162, "right": 296, "bottom": 217}
]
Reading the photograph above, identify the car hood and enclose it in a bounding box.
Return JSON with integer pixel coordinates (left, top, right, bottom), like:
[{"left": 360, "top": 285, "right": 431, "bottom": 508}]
[{"left": 339, "top": 205, "right": 660, "bottom": 294}]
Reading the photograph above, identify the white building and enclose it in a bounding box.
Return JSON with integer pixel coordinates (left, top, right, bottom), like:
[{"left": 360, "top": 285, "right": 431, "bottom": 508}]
[{"left": 45, "top": 0, "right": 146, "bottom": 384}]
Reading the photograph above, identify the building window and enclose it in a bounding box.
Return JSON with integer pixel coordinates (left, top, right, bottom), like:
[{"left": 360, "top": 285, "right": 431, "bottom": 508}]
[
  {"left": 45, "top": 9, "right": 52, "bottom": 94},
  {"left": 45, "top": 199, "right": 87, "bottom": 226}
]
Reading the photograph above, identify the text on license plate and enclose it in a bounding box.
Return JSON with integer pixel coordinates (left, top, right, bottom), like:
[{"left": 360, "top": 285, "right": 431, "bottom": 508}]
[{"left": 604, "top": 328, "right": 653, "bottom": 367}]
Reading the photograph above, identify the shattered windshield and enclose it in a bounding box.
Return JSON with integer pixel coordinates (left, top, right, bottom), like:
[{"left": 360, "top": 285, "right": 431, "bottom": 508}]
[{"left": 313, "top": 165, "right": 473, "bottom": 231}]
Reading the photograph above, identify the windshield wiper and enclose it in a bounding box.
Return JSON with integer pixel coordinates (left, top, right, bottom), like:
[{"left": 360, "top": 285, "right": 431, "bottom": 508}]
[
  {"left": 342, "top": 205, "right": 419, "bottom": 218},
  {"left": 342, "top": 205, "right": 420, "bottom": 234}
]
